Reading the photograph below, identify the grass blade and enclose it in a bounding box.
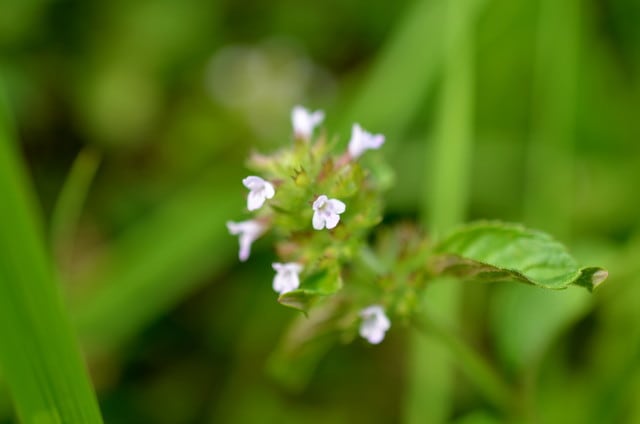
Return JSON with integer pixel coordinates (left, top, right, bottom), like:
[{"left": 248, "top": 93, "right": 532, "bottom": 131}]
[{"left": 0, "top": 84, "right": 103, "bottom": 423}]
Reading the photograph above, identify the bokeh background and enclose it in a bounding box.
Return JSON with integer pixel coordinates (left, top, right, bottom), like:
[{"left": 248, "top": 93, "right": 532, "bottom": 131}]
[{"left": 1, "top": 0, "right": 639, "bottom": 422}]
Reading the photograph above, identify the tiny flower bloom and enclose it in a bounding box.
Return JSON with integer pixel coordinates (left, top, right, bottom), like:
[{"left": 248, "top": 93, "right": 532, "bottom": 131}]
[
  {"left": 348, "top": 123, "right": 385, "bottom": 159},
  {"left": 359, "top": 305, "right": 391, "bottom": 344},
  {"left": 292, "top": 105, "right": 324, "bottom": 139},
  {"left": 272, "top": 262, "right": 303, "bottom": 295},
  {"left": 312, "top": 195, "right": 346, "bottom": 230},
  {"left": 226, "top": 220, "right": 266, "bottom": 261},
  {"left": 242, "top": 176, "right": 275, "bottom": 211}
]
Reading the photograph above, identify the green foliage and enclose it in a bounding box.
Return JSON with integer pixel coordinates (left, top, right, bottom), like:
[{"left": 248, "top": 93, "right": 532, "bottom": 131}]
[
  {"left": 278, "top": 267, "right": 343, "bottom": 312},
  {"left": 1, "top": 0, "right": 637, "bottom": 422}
]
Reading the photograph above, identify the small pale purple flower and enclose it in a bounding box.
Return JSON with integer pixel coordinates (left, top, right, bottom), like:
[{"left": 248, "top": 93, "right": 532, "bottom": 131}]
[
  {"left": 292, "top": 105, "right": 324, "bottom": 140},
  {"left": 226, "top": 219, "right": 266, "bottom": 261},
  {"left": 348, "top": 123, "right": 385, "bottom": 159},
  {"left": 359, "top": 305, "right": 391, "bottom": 344},
  {"left": 242, "top": 176, "right": 275, "bottom": 211},
  {"left": 312, "top": 195, "right": 346, "bottom": 230},
  {"left": 272, "top": 262, "right": 303, "bottom": 295}
]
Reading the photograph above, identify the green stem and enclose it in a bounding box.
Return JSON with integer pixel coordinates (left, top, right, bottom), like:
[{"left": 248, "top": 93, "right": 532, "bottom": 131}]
[
  {"left": 412, "top": 314, "right": 514, "bottom": 413},
  {"left": 406, "top": 0, "right": 479, "bottom": 423}
]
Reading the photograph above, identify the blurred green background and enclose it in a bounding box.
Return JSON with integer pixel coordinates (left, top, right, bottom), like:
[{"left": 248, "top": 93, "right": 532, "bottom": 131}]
[{"left": 1, "top": 0, "right": 639, "bottom": 422}]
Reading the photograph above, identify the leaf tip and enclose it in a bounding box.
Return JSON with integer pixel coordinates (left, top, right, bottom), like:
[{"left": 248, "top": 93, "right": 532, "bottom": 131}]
[
  {"left": 591, "top": 269, "right": 609, "bottom": 289},
  {"left": 277, "top": 290, "right": 313, "bottom": 314},
  {"left": 574, "top": 267, "right": 609, "bottom": 292}
]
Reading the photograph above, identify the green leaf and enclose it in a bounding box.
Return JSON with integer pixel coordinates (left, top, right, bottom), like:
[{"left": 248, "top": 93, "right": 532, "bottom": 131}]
[
  {"left": 0, "top": 86, "right": 103, "bottom": 423},
  {"left": 278, "top": 268, "right": 342, "bottom": 312},
  {"left": 431, "top": 221, "right": 608, "bottom": 291},
  {"left": 278, "top": 290, "right": 319, "bottom": 313}
]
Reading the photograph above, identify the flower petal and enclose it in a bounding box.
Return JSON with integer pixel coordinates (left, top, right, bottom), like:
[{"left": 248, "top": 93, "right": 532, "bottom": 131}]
[
  {"left": 359, "top": 305, "right": 390, "bottom": 344},
  {"left": 348, "top": 123, "right": 385, "bottom": 158},
  {"left": 242, "top": 175, "right": 264, "bottom": 189},
  {"left": 312, "top": 195, "right": 328, "bottom": 211},
  {"left": 247, "top": 190, "right": 265, "bottom": 211},
  {"left": 324, "top": 213, "right": 340, "bottom": 229},
  {"left": 365, "top": 329, "right": 385, "bottom": 344},
  {"left": 366, "top": 134, "right": 385, "bottom": 150},
  {"left": 273, "top": 262, "right": 303, "bottom": 294},
  {"left": 226, "top": 221, "right": 241, "bottom": 235},
  {"left": 312, "top": 211, "right": 325, "bottom": 230},
  {"left": 310, "top": 110, "right": 325, "bottom": 126},
  {"left": 288, "top": 263, "right": 304, "bottom": 274},
  {"left": 238, "top": 236, "right": 252, "bottom": 261},
  {"left": 263, "top": 181, "right": 275, "bottom": 199},
  {"left": 329, "top": 199, "right": 346, "bottom": 214}
]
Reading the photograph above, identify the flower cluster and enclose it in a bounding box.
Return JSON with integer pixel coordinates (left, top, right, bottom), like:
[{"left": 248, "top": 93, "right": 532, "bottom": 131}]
[{"left": 227, "top": 106, "right": 392, "bottom": 344}]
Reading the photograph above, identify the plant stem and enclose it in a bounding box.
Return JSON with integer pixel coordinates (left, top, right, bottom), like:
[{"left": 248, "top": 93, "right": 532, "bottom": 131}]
[
  {"left": 412, "top": 314, "right": 514, "bottom": 413},
  {"left": 406, "top": 0, "right": 479, "bottom": 422}
]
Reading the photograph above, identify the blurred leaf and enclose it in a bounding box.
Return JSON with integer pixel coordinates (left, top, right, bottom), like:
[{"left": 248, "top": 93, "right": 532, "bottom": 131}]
[
  {"left": 490, "top": 284, "right": 591, "bottom": 373},
  {"left": 0, "top": 87, "right": 103, "bottom": 423},
  {"left": 278, "top": 290, "right": 319, "bottom": 312},
  {"left": 452, "top": 410, "right": 502, "bottom": 424},
  {"left": 74, "top": 168, "right": 243, "bottom": 356},
  {"left": 278, "top": 268, "right": 342, "bottom": 313},
  {"left": 50, "top": 147, "right": 101, "bottom": 250},
  {"left": 431, "top": 221, "right": 608, "bottom": 291},
  {"left": 524, "top": 0, "right": 579, "bottom": 239},
  {"left": 339, "top": 0, "right": 444, "bottom": 144}
]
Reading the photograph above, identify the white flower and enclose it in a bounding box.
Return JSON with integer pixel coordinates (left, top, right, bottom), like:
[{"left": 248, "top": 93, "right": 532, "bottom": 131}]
[
  {"left": 312, "top": 195, "right": 346, "bottom": 230},
  {"left": 226, "top": 220, "right": 266, "bottom": 261},
  {"left": 242, "top": 176, "right": 275, "bottom": 211},
  {"left": 348, "top": 123, "right": 385, "bottom": 159},
  {"left": 272, "top": 262, "right": 303, "bottom": 295},
  {"left": 292, "top": 105, "right": 324, "bottom": 139},
  {"left": 359, "top": 305, "right": 391, "bottom": 344}
]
